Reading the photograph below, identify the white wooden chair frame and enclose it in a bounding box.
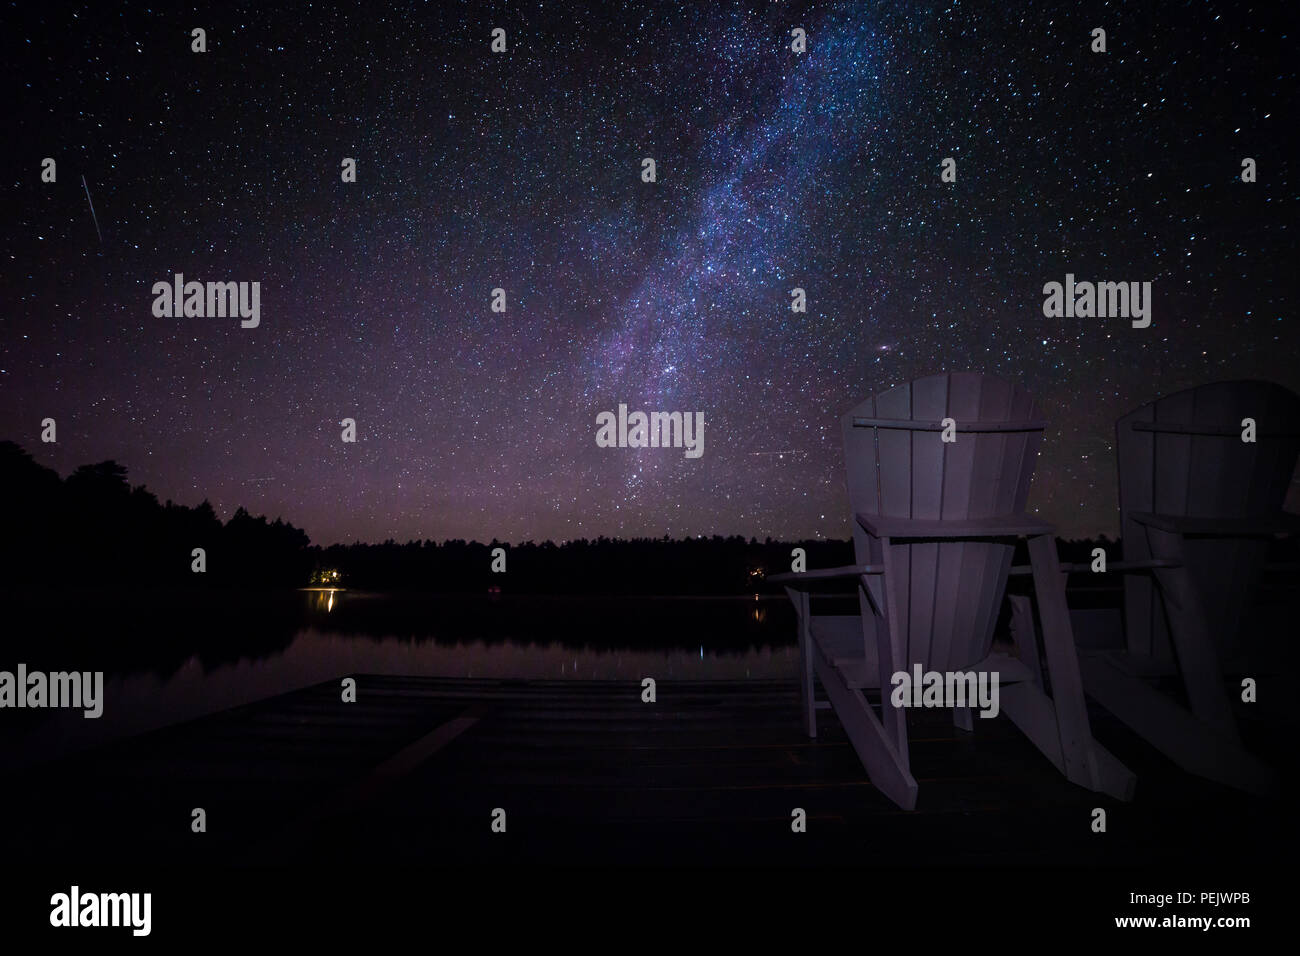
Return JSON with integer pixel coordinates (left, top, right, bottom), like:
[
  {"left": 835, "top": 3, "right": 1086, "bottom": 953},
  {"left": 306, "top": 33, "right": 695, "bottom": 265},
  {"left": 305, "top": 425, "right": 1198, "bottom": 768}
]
[{"left": 773, "top": 376, "right": 1134, "bottom": 810}]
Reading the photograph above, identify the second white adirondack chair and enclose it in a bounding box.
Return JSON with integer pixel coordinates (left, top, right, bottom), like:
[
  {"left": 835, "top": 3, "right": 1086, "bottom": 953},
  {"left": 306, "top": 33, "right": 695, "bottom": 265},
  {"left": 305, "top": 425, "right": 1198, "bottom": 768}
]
[
  {"left": 1079, "top": 380, "right": 1299, "bottom": 796},
  {"left": 772, "top": 372, "right": 1135, "bottom": 810}
]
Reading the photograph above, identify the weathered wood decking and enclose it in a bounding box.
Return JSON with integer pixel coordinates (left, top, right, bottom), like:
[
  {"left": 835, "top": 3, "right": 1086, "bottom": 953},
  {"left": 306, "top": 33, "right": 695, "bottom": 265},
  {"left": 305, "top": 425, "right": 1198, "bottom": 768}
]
[{"left": 5, "top": 675, "right": 1292, "bottom": 867}]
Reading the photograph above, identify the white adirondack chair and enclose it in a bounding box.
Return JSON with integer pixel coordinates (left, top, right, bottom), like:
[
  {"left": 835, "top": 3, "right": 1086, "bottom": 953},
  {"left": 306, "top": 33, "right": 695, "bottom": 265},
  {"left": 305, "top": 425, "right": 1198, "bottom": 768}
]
[
  {"left": 1079, "top": 380, "right": 1300, "bottom": 796},
  {"left": 772, "top": 372, "right": 1134, "bottom": 810}
]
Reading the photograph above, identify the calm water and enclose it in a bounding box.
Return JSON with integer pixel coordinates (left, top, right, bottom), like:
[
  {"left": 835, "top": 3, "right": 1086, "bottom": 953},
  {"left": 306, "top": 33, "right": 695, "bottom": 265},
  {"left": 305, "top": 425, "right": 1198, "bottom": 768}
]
[{"left": 3, "top": 591, "right": 806, "bottom": 766}]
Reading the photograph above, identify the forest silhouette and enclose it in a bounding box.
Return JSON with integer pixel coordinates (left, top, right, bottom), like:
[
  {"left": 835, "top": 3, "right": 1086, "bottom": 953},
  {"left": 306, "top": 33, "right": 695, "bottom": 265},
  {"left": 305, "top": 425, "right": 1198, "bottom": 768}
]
[{"left": 2, "top": 441, "right": 1137, "bottom": 595}]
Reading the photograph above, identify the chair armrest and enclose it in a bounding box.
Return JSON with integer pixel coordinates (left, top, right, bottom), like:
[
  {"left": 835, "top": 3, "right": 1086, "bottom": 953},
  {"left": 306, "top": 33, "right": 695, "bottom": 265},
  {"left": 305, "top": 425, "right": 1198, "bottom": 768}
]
[
  {"left": 1129, "top": 511, "right": 1300, "bottom": 536},
  {"left": 1008, "top": 558, "right": 1181, "bottom": 576},
  {"left": 768, "top": 563, "right": 884, "bottom": 589},
  {"left": 858, "top": 513, "right": 1056, "bottom": 539}
]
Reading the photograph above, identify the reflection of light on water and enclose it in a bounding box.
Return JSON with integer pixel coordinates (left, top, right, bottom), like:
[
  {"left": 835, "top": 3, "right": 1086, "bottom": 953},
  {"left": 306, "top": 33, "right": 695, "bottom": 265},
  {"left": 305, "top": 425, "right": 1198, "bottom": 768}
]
[{"left": 308, "top": 588, "right": 341, "bottom": 613}]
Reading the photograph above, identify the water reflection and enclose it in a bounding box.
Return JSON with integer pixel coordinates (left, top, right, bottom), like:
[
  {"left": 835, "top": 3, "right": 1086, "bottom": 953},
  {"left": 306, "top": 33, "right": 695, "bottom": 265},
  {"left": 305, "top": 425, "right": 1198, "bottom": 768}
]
[
  {"left": 306, "top": 588, "right": 338, "bottom": 613},
  {"left": 1, "top": 591, "right": 808, "bottom": 767}
]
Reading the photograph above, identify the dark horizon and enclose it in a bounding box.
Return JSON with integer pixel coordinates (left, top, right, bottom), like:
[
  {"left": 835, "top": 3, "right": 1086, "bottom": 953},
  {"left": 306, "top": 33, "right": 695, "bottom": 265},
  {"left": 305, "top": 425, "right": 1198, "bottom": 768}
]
[
  {"left": 16, "top": 434, "right": 1231, "bottom": 605},
  {"left": 8, "top": 420, "right": 1300, "bottom": 549},
  {"left": 2, "top": 436, "right": 1148, "bottom": 555}
]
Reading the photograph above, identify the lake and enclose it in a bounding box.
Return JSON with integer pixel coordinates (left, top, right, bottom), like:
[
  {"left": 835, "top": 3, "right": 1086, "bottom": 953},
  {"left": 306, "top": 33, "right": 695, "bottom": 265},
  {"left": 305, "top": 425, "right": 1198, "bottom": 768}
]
[{"left": 1, "top": 589, "right": 808, "bottom": 767}]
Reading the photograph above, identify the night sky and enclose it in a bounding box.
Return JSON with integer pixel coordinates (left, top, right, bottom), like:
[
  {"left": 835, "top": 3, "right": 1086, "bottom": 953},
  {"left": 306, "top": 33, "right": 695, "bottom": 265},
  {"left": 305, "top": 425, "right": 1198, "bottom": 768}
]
[{"left": 4, "top": 0, "right": 1296, "bottom": 545}]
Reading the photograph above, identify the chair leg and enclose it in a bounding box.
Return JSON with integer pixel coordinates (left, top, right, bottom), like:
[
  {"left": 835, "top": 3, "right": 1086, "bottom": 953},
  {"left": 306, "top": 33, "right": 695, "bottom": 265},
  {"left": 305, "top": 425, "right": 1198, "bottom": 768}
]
[
  {"left": 873, "top": 538, "right": 912, "bottom": 776},
  {"left": 1080, "top": 655, "right": 1275, "bottom": 797},
  {"left": 1145, "top": 527, "right": 1242, "bottom": 744},
  {"left": 1008, "top": 594, "right": 1044, "bottom": 687},
  {"left": 786, "top": 586, "right": 817, "bottom": 738},
  {"left": 793, "top": 543, "right": 917, "bottom": 810},
  {"left": 1027, "top": 534, "right": 1107, "bottom": 792},
  {"left": 1001, "top": 680, "right": 1137, "bottom": 801},
  {"left": 812, "top": 641, "right": 918, "bottom": 810}
]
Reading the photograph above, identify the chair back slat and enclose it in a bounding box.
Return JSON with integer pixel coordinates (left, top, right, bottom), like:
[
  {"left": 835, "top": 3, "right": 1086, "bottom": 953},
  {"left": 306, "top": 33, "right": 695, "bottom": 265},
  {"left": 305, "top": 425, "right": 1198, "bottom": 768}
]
[
  {"left": 905, "top": 374, "right": 950, "bottom": 668},
  {"left": 932, "top": 374, "right": 984, "bottom": 671},
  {"left": 968, "top": 377, "right": 1034, "bottom": 671}
]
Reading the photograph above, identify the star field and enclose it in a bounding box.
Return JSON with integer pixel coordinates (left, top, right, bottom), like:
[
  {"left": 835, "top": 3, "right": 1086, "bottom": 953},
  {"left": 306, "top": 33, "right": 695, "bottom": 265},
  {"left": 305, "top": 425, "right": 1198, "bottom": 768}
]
[{"left": 3, "top": 0, "right": 1296, "bottom": 545}]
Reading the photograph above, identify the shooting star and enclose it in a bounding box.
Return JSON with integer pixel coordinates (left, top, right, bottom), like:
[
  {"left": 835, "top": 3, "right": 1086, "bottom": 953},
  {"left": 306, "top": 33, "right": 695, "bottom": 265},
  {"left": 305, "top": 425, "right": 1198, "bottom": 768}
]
[{"left": 82, "top": 175, "right": 103, "bottom": 244}]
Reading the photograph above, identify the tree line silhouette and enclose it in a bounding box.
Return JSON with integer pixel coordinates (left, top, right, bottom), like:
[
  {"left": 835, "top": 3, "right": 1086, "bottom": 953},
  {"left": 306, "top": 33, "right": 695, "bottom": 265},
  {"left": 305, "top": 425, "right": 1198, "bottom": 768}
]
[
  {"left": 0, "top": 441, "right": 852, "bottom": 593},
  {"left": 10, "top": 441, "right": 1280, "bottom": 596},
  {"left": 316, "top": 535, "right": 852, "bottom": 594},
  {"left": 0, "top": 442, "right": 311, "bottom": 587}
]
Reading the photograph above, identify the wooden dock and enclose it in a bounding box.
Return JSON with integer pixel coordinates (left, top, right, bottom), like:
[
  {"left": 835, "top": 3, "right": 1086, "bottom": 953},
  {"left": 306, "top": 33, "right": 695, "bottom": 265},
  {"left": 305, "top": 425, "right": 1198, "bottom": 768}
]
[{"left": 5, "top": 675, "right": 1292, "bottom": 867}]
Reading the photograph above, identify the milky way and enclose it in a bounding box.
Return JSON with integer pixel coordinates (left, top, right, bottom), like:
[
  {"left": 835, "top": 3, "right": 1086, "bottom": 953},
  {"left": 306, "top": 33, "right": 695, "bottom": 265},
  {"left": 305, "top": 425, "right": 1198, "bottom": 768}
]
[{"left": 4, "top": 0, "right": 1296, "bottom": 545}]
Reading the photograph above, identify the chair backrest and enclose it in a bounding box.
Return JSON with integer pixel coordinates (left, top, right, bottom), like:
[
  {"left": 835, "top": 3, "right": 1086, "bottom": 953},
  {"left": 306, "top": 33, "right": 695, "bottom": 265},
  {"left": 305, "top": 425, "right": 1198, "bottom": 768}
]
[
  {"left": 841, "top": 372, "right": 1044, "bottom": 671},
  {"left": 1117, "top": 380, "right": 1300, "bottom": 661}
]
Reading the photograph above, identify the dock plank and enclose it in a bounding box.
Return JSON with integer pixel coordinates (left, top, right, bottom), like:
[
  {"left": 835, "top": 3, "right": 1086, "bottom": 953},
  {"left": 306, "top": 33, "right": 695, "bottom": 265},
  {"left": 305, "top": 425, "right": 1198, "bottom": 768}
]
[{"left": 2, "top": 674, "right": 1290, "bottom": 866}]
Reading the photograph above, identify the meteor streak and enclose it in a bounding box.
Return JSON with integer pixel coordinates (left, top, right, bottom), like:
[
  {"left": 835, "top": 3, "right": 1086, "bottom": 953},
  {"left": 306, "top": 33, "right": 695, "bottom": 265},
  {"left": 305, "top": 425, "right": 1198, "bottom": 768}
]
[{"left": 82, "top": 175, "right": 102, "bottom": 244}]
